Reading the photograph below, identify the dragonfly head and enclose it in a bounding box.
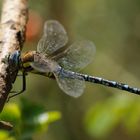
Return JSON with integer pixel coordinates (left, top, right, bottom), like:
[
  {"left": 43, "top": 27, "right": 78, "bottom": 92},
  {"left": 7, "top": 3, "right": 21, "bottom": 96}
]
[{"left": 8, "top": 50, "right": 21, "bottom": 68}]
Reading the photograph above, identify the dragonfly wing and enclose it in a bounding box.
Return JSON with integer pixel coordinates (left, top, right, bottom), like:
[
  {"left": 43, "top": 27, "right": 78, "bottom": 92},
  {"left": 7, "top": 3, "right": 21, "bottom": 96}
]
[
  {"left": 30, "top": 54, "right": 60, "bottom": 74},
  {"left": 54, "top": 72, "right": 85, "bottom": 97},
  {"left": 30, "top": 62, "right": 50, "bottom": 73},
  {"left": 37, "top": 20, "right": 68, "bottom": 55},
  {"left": 55, "top": 40, "right": 96, "bottom": 71}
]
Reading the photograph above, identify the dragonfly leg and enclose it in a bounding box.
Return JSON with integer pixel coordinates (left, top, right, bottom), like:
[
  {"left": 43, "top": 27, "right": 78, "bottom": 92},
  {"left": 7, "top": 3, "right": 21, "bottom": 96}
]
[{"left": 7, "top": 70, "right": 26, "bottom": 102}]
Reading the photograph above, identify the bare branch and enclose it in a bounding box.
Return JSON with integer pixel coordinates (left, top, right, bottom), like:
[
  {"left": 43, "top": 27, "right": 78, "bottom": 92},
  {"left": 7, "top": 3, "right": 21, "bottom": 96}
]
[
  {"left": 0, "top": 0, "right": 28, "bottom": 112},
  {"left": 0, "top": 121, "right": 13, "bottom": 130}
]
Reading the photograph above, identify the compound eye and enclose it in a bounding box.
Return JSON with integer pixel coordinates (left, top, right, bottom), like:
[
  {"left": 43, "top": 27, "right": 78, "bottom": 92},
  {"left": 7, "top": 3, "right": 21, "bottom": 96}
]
[{"left": 9, "top": 50, "right": 21, "bottom": 67}]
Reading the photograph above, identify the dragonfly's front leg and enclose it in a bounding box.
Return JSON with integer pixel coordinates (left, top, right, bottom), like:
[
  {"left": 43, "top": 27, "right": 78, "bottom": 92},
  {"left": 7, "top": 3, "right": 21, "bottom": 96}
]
[{"left": 7, "top": 69, "right": 27, "bottom": 102}]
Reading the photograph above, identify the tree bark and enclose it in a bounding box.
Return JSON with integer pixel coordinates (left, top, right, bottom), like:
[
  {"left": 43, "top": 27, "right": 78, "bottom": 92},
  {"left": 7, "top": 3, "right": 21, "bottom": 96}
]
[{"left": 0, "top": 0, "right": 28, "bottom": 112}]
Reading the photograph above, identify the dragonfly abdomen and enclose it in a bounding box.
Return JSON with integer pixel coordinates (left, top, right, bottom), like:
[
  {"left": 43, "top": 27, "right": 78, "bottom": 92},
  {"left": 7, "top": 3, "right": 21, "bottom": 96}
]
[
  {"left": 62, "top": 69, "right": 140, "bottom": 95},
  {"left": 79, "top": 73, "right": 140, "bottom": 95}
]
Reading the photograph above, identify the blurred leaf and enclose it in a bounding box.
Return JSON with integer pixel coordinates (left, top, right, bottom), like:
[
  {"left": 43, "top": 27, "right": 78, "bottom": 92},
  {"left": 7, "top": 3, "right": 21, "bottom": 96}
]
[
  {"left": 0, "top": 103, "right": 21, "bottom": 124},
  {"left": 0, "top": 130, "right": 15, "bottom": 140},
  {"left": 84, "top": 94, "right": 140, "bottom": 138},
  {"left": 122, "top": 101, "right": 140, "bottom": 134},
  {"left": 19, "top": 98, "right": 61, "bottom": 139},
  {"left": 20, "top": 98, "right": 45, "bottom": 119},
  {"left": 25, "top": 111, "right": 61, "bottom": 132},
  {"left": 0, "top": 98, "right": 61, "bottom": 139}
]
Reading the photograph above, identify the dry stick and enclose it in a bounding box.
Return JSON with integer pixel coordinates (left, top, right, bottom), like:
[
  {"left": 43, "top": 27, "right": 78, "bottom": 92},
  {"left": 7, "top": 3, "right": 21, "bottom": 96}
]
[
  {"left": 0, "top": 0, "right": 28, "bottom": 130},
  {"left": 0, "top": 121, "right": 13, "bottom": 130}
]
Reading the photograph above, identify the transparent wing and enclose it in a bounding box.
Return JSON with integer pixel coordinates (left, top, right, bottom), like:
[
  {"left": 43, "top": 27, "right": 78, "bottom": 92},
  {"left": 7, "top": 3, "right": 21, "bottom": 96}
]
[
  {"left": 37, "top": 20, "right": 68, "bottom": 55},
  {"left": 30, "top": 62, "right": 50, "bottom": 73},
  {"left": 30, "top": 54, "right": 60, "bottom": 73},
  {"left": 55, "top": 40, "right": 96, "bottom": 71},
  {"left": 54, "top": 73, "right": 85, "bottom": 98}
]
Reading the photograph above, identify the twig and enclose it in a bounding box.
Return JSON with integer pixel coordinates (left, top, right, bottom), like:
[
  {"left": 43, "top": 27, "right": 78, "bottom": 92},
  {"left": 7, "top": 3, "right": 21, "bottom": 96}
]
[
  {"left": 0, "top": 121, "right": 13, "bottom": 130},
  {"left": 0, "top": 0, "right": 28, "bottom": 112}
]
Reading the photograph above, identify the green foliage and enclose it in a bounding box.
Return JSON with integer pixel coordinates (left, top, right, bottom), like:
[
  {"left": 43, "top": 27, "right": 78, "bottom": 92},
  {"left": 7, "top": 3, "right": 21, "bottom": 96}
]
[
  {"left": 0, "top": 103, "right": 21, "bottom": 124},
  {"left": 0, "top": 131, "right": 15, "bottom": 140},
  {"left": 84, "top": 94, "right": 140, "bottom": 138},
  {"left": 0, "top": 98, "right": 61, "bottom": 140}
]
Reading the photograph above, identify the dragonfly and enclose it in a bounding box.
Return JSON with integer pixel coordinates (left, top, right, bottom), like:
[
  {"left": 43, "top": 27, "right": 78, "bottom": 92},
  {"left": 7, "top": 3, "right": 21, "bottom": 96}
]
[{"left": 8, "top": 20, "right": 140, "bottom": 100}]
